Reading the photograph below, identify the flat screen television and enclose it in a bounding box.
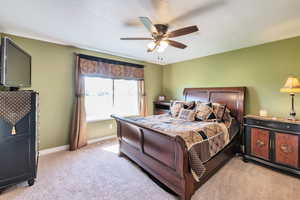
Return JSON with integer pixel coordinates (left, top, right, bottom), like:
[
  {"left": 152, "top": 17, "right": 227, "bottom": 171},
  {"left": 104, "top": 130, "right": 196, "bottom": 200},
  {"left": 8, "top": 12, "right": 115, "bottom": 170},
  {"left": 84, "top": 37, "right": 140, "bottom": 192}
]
[{"left": 0, "top": 37, "right": 31, "bottom": 89}]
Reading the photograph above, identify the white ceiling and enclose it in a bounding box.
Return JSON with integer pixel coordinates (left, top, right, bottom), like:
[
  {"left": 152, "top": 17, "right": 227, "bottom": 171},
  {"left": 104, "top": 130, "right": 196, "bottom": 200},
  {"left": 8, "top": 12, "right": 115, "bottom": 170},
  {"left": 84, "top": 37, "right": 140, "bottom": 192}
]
[{"left": 1, "top": 0, "right": 300, "bottom": 65}]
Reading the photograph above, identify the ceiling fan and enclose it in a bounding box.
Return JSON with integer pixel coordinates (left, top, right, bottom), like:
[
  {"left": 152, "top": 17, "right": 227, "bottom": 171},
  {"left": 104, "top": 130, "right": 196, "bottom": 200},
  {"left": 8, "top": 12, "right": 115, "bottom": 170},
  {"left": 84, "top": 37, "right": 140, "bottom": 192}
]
[{"left": 120, "top": 17, "right": 199, "bottom": 53}]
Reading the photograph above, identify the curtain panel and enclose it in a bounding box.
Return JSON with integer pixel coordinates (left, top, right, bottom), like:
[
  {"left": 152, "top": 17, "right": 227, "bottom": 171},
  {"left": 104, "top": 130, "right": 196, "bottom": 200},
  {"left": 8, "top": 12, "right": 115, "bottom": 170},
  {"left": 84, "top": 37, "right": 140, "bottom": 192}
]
[
  {"left": 70, "top": 55, "right": 88, "bottom": 150},
  {"left": 138, "top": 80, "right": 148, "bottom": 116},
  {"left": 70, "top": 54, "right": 146, "bottom": 150}
]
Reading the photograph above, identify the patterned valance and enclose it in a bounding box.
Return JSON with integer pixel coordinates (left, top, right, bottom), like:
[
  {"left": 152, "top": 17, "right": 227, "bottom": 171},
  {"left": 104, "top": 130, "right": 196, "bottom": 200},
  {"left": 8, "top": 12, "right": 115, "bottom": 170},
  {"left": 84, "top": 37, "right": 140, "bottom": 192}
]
[{"left": 77, "top": 54, "right": 144, "bottom": 80}]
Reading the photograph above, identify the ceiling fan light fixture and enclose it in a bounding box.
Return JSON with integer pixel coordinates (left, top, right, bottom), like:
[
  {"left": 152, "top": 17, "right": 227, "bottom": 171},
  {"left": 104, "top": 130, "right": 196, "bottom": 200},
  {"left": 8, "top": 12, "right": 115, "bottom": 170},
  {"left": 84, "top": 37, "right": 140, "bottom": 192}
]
[
  {"left": 147, "top": 41, "right": 156, "bottom": 50},
  {"left": 161, "top": 40, "right": 169, "bottom": 48},
  {"left": 157, "top": 40, "right": 169, "bottom": 53}
]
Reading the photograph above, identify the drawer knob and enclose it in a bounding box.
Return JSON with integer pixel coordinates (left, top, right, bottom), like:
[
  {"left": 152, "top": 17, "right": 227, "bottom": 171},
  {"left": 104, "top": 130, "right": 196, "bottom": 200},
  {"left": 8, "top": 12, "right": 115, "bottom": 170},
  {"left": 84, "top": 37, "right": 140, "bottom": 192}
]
[
  {"left": 280, "top": 144, "right": 293, "bottom": 153},
  {"left": 286, "top": 125, "right": 290, "bottom": 129},
  {"left": 256, "top": 140, "right": 265, "bottom": 147}
]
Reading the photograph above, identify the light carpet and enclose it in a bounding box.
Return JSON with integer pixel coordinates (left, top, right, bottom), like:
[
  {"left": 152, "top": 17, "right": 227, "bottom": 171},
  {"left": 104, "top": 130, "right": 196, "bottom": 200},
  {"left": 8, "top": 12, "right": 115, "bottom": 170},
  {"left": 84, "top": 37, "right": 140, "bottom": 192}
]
[{"left": 1, "top": 139, "right": 300, "bottom": 200}]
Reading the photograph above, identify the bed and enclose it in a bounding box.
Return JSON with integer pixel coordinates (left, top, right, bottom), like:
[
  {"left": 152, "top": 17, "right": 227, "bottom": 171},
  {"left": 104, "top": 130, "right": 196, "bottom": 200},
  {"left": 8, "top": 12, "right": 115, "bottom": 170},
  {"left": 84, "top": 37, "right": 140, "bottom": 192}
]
[{"left": 111, "top": 87, "right": 245, "bottom": 200}]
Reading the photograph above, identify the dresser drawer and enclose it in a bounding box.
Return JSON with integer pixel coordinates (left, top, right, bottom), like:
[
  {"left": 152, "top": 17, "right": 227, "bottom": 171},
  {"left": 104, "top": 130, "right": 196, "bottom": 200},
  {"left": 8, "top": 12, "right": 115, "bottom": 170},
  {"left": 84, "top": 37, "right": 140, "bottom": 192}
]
[
  {"left": 275, "top": 133, "right": 299, "bottom": 168},
  {"left": 250, "top": 128, "right": 270, "bottom": 160},
  {"left": 245, "top": 118, "right": 300, "bottom": 132}
]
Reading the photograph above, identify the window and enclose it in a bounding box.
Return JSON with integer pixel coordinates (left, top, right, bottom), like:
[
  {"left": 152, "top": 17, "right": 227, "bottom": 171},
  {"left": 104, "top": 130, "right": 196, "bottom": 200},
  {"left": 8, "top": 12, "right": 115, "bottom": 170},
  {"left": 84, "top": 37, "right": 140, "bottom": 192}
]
[{"left": 85, "top": 76, "right": 139, "bottom": 121}]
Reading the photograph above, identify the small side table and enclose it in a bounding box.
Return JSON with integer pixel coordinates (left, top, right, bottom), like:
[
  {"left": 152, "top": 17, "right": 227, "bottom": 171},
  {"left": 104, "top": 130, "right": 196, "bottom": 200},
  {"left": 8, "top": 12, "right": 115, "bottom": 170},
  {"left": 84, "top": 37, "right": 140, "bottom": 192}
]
[{"left": 153, "top": 101, "right": 171, "bottom": 115}]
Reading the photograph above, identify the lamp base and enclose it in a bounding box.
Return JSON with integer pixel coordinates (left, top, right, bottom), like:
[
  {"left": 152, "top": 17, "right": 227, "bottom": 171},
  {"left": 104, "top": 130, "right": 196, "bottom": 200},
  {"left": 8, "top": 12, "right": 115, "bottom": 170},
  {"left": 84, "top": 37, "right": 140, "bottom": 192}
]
[
  {"left": 288, "top": 93, "right": 297, "bottom": 121},
  {"left": 288, "top": 112, "right": 296, "bottom": 121}
]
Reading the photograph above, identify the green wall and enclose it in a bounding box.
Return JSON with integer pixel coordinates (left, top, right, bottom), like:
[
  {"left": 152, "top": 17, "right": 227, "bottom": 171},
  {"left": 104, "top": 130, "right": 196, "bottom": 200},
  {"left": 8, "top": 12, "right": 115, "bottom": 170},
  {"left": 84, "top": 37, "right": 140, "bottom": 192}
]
[
  {"left": 2, "top": 32, "right": 300, "bottom": 150},
  {"left": 163, "top": 36, "right": 300, "bottom": 118},
  {"left": 0, "top": 33, "right": 163, "bottom": 150}
]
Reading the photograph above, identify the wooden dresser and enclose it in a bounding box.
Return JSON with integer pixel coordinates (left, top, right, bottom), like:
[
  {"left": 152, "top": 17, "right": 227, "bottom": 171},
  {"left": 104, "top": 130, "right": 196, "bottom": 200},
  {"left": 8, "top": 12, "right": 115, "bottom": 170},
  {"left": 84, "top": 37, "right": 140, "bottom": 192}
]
[
  {"left": 153, "top": 101, "right": 170, "bottom": 115},
  {"left": 243, "top": 115, "right": 300, "bottom": 176}
]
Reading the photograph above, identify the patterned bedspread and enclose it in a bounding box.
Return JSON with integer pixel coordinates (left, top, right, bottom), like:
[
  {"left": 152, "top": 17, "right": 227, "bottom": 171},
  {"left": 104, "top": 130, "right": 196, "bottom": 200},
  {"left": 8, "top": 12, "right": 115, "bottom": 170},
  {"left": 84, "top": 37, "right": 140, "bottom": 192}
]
[{"left": 127, "top": 114, "right": 239, "bottom": 181}]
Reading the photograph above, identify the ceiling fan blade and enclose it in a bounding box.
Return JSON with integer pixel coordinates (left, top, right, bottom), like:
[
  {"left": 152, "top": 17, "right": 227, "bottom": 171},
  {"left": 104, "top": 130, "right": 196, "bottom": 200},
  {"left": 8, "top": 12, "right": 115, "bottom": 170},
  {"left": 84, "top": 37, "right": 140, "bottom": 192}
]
[
  {"left": 124, "top": 19, "right": 143, "bottom": 27},
  {"left": 166, "top": 40, "right": 187, "bottom": 49},
  {"left": 139, "top": 17, "right": 157, "bottom": 33},
  {"left": 167, "top": 26, "right": 199, "bottom": 38},
  {"left": 168, "top": 0, "right": 225, "bottom": 24},
  {"left": 120, "top": 37, "right": 153, "bottom": 40}
]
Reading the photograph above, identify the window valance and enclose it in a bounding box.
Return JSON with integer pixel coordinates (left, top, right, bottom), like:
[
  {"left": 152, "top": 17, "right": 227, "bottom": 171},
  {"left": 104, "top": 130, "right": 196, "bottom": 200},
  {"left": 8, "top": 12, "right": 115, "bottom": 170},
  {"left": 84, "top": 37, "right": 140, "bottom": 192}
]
[{"left": 77, "top": 54, "right": 144, "bottom": 80}]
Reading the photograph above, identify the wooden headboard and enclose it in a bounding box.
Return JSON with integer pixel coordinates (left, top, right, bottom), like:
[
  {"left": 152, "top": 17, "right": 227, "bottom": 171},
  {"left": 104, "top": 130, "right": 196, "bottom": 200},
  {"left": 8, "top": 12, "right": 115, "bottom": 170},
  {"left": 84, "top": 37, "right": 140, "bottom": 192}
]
[{"left": 183, "top": 87, "right": 246, "bottom": 123}]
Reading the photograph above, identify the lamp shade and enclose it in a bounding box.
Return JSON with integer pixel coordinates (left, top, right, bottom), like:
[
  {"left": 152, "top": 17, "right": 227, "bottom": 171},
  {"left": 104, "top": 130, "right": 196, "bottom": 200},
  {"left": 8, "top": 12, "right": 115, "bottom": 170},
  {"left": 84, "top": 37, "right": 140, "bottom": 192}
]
[{"left": 280, "top": 76, "right": 300, "bottom": 93}]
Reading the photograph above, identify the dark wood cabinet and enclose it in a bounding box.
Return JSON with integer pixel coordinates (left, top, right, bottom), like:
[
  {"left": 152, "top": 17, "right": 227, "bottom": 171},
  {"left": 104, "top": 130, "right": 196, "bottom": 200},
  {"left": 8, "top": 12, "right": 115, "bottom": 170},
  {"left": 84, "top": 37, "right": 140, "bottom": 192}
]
[
  {"left": 0, "top": 91, "right": 38, "bottom": 191},
  {"left": 153, "top": 101, "right": 170, "bottom": 115},
  {"left": 244, "top": 115, "right": 300, "bottom": 176}
]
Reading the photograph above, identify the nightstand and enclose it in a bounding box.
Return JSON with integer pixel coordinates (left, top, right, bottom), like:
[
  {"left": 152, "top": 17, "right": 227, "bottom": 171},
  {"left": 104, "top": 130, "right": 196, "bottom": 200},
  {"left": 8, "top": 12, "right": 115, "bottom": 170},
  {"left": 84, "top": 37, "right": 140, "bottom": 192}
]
[
  {"left": 153, "top": 101, "right": 170, "bottom": 115},
  {"left": 243, "top": 115, "right": 300, "bottom": 177}
]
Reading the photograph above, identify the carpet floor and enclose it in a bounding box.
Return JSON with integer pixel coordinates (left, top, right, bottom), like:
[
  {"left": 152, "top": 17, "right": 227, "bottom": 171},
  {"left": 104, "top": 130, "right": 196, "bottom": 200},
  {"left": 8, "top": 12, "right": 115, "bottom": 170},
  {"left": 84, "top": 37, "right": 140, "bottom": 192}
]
[{"left": 1, "top": 139, "right": 300, "bottom": 200}]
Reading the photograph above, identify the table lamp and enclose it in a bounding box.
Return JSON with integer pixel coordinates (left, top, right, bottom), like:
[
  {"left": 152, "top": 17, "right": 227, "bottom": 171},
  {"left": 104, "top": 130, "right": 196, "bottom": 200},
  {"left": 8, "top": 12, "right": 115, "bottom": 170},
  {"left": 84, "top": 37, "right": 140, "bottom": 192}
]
[{"left": 280, "top": 75, "right": 300, "bottom": 121}]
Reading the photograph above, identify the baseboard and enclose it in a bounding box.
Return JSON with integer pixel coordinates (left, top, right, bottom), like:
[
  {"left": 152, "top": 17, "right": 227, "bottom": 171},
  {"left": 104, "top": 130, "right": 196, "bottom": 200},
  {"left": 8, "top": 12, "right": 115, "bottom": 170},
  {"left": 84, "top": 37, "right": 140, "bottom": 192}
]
[
  {"left": 87, "top": 135, "right": 116, "bottom": 144},
  {"left": 39, "top": 145, "right": 69, "bottom": 156},
  {"left": 39, "top": 135, "right": 116, "bottom": 156}
]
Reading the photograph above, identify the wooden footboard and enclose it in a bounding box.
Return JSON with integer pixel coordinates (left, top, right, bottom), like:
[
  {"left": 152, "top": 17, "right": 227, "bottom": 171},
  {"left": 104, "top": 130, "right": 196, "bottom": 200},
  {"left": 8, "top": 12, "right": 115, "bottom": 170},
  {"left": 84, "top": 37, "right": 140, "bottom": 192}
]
[{"left": 112, "top": 115, "right": 195, "bottom": 200}]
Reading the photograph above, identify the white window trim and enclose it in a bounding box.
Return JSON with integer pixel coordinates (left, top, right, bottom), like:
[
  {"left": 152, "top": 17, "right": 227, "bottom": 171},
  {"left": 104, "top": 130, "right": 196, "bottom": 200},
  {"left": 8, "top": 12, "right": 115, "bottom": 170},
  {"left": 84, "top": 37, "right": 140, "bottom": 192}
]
[
  {"left": 87, "top": 114, "right": 139, "bottom": 123},
  {"left": 87, "top": 117, "right": 113, "bottom": 123}
]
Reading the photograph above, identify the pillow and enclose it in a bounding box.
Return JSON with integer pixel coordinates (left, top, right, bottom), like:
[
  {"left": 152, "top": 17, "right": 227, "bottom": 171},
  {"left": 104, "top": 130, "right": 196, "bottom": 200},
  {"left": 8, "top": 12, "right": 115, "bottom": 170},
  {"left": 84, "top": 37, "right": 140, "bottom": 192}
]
[
  {"left": 212, "top": 103, "right": 227, "bottom": 122},
  {"left": 177, "top": 108, "right": 196, "bottom": 121},
  {"left": 183, "top": 101, "right": 195, "bottom": 109},
  {"left": 195, "top": 102, "right": 216, "bottom": 121},
  {"left": 212, "top": 103, "right": 233, "bottom": 124},
  {"left": 170, "top": 102, "right": 183, "bottom": 117},
  {"left": 170, "top": 101, "right": 195, "bottom": 117},
  {"left": 223, "top": 108, "right": 232, "bottom": 123}
]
